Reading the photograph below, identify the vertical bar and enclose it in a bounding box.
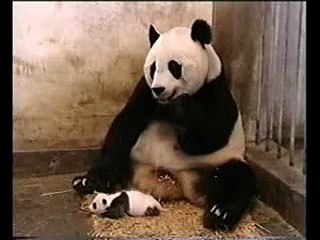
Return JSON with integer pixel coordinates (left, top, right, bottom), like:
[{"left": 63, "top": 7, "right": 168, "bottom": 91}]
[
  {"left": 266, "top": 2, "right": 278, "bottom": 152},
  {"left": 212, "top": 1, "right": 218, "bottom": 46},
  {"left": 276, "top": 2, "right": 289, "bottom": 158},
  {"left": 213, "top": 1, "right": 217, "bottom": 27},
  {"left": 301, "top": 1, "right": 306, "bottom": 175},
  {"left": 256, "top": 2, "right": 266, "bottom": 145},
  {"left": 289, "top": 2, "right": 303, "bottom": 166},
  {"left": 297, "top": 2, "right": 306, "bottom": 173},
  {"left": 263, "top": 2, "right": 273, "bottom": 152}
]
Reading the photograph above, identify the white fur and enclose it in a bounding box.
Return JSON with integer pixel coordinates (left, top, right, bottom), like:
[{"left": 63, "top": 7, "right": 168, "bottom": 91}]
[
  {"left": 125, "top": 190, "right": 163, "bottom": 216},
  {"left": 130, "top": 113, "right": 245, "bottom": 170},
  {"left": 144, "top": 26, "right": 221, "bottom": 102},
  {"left": 88, "top": 190, "right": 163, "bottom": 217}
]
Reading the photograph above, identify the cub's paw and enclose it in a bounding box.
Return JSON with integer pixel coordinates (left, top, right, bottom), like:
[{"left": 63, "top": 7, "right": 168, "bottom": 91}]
[{"left": 203, "top": 204, "right": 241, "bottom": 231}]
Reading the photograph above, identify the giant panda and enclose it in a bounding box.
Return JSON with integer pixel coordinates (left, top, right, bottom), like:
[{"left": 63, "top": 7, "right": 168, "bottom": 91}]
[{"left": 72, "top": 19, "right": 256, "bottom": 231}]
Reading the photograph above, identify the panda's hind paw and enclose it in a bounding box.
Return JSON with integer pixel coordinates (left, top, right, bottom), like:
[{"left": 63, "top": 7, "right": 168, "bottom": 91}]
[{"left": 203, "top": 204, "right": 241, "bottom": 231}]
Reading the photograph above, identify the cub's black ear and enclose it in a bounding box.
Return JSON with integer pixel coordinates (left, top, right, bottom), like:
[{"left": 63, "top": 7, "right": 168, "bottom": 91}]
[
  {"left": 149, "top": 25, "right": 160, "bottom": 47},
  {"left": 191, "top": 19, "right": 212, "bottom": 45}
]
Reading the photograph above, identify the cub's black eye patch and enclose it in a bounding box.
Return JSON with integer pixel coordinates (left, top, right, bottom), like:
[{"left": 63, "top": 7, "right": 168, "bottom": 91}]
[
  {"left": 150, "top": 62, "right": 156, "bottom": 79},
  {"left": 93, "top": 202, "right": 97, "bottom": 209},
  {"left": 168, "top": 60, "right": 182, "bottom": 79},
  {"left": 102, "top": 199, "right": 107, "bottom": 205}
]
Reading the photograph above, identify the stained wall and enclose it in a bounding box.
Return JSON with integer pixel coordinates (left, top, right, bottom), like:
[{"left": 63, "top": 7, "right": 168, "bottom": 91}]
[{"left": 13, "top": 2, "right": 212, "bottom": 151}]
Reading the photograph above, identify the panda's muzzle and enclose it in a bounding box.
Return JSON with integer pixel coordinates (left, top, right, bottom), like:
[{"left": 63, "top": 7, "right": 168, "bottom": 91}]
[{"left": 157, "top": 90, "right": 176, "bottom": 104}]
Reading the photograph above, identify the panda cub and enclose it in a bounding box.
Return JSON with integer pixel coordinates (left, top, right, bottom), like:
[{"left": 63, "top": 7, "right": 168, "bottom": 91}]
[{"left": 88, "top": 190, "right": 164, "bottom": 219}]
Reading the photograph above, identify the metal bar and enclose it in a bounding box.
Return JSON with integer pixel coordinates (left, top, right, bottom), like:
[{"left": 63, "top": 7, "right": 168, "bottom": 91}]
[
  {"left": 276, "top": 2, "right": 289, "bottom": 158},
  {"left": 266, "top": 2, "right": 279, "bottom": 152},
  {"left": 213, "top": 1, "right": 217, "bottom": 27},
  {"left": 255, "top": 2, "right": 266, "bottom": 145},
  {"left": 301, "top": 1, "right": 306, "bottom": 175},
  {"left": 296, "top": 2, "right": 306, "bottom": 173},
  {"left": 289, "top": 2, "right": 303, "bottom": 166},
  {"left": 264, "top": 2, "right": 274, "bottom": 152}
]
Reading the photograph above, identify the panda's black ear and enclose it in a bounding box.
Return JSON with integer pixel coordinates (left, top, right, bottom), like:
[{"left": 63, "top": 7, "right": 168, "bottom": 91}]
[
  {"left": 191, "top": 19, "right": 212, "bottom": 45},
  {"left": 149, "top": 25, "right": 160, "bottom": 47}
]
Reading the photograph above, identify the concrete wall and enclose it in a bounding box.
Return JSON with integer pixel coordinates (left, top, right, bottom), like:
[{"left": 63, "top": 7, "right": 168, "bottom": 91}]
[{"left": 13, "top": 2, "right": 212, "bottom": 152}]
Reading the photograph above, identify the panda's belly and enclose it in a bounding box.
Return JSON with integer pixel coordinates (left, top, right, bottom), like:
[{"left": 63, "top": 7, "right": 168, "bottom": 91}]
[
  {"left": 130, "top": 121, "right": 189, "bottom": 170},
  {"left": 129, "top": 115, "right": 246, "bottom": 204}
]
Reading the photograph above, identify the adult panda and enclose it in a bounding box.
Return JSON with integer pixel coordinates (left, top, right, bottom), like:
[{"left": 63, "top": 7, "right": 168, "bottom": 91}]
[{"left": 72, "top": 19, "right": 256, "bottom": 231}]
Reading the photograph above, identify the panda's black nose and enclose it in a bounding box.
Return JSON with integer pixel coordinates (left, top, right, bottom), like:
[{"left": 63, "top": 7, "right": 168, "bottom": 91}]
[{"left": 152, "top": 87, "right": 165, "bottom": 96}]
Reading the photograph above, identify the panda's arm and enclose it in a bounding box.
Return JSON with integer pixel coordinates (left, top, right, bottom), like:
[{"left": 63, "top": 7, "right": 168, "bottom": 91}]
[
  {"left": 85, "top": 77, "right": 156, "bottom": 192},
  {"left": 168, "top": 74, "right": 239, "bottom": 155}
]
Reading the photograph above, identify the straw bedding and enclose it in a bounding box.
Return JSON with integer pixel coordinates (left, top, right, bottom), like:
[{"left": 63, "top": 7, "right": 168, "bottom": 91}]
[{"left": 80, "top": 195, "right": 300, "bottom": 238}]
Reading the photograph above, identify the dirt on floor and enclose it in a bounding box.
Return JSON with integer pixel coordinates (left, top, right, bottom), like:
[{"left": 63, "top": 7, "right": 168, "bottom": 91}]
[{"left": 13, "top": 173, "right": 302, "bottom": 239}]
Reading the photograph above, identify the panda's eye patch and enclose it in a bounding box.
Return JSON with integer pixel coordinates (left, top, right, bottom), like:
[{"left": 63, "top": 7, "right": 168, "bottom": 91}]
[
  {"left": 93, "top": 202, "right": 97, "bottom": 209},
  {"left": 150, "top": 62, "right": 156, "bottom": 79},
  {"left": 102, "top": 199, "right": 107, "bottom": 205},
  {"left": 168, "top": 60, "right": 182, "bottom": 79}
]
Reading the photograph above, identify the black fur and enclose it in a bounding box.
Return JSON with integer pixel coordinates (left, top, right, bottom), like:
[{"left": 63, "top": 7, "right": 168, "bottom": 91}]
[
  {"left": 194, "top": 160, "right": 256, "bottom": 231},
  {"left": 150, "top": 61, "right": 156, "bottom": 80},
  {"left": 168, "top": 60, "right": 182, "bottom": 79},
  {"left": 100, "top": 192, "right": 129, "bottom": 219},
  {"left": 144, "top": 207, "right": 160, "bottom": 216},
  {"left": 149, "top": 25, "right": 160, "bottom": 47},
  {"left": 191, "top": 19, "right": 212, "bottom": 46}
]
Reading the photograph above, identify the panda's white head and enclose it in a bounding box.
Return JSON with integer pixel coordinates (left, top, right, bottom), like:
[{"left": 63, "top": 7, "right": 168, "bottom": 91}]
[
  {"left": 144, "top": 19, "right": 222, "bottom": 104},
  {"left": 88, "top": 192, "right": 119, "bottom": 214}
]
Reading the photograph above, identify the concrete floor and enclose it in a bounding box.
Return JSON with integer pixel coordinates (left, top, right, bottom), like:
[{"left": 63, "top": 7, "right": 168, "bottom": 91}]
[
  {"left": 13, "top": 173, "right": 90, "bottom": 238},
  {"left": 13, "top": 173, "right": 302, "bottom": 238}
]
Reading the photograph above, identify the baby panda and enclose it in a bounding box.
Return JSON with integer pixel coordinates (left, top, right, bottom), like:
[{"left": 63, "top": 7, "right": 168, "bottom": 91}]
[{"left": 88, "top": 190, "right": 164, "bottom": 219}]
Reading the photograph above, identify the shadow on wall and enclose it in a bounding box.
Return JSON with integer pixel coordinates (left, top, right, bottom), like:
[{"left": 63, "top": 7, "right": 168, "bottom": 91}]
[{"left": 13, "top": 2, "right": 212, "bottom": 151}]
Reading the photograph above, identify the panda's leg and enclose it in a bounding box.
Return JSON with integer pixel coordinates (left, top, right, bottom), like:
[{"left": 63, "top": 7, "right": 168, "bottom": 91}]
[{"left": 194, "top": 159, "right": 256, "bottom": 231}]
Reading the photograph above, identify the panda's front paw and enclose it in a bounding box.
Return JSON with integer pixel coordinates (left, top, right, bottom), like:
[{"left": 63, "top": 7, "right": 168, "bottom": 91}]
[
  {"left": 72, "top": 175, "right": 95, "bottom": 195},
  {"left": 72, "top": 171, "right": 119, "bottom": 195},
  {"left": 203, "top": 204, "right": 241, "bottom": 231}
]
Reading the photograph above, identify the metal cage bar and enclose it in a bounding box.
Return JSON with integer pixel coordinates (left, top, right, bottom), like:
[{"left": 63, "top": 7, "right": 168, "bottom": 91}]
[
  {"left": 253, "top": 2, "right": 305, "bottom": 171},
  {"left": 276, "top": 2, "right": 289, "bottom": 159}
]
